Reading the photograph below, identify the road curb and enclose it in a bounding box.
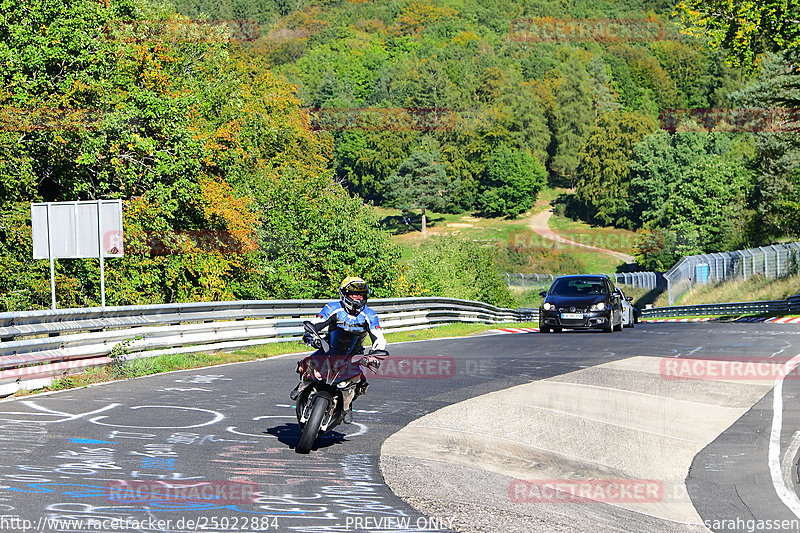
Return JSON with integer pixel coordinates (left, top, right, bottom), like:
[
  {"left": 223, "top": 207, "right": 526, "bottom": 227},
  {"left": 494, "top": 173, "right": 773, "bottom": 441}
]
[{"left": 380, "top": 356, "right": 778, "bottom": 531}]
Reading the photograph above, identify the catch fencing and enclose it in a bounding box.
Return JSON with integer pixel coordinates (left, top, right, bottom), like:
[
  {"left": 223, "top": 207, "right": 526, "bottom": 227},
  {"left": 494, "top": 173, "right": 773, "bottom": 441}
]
[
  {"left": 0, "top": 298, "right": 534, "bottom": 397},
  {"left": 664, "top": 242, "right": 800, "bottom": 304},
  {"left": 505, "top": 272, "right": 663, "bottom": 292}
]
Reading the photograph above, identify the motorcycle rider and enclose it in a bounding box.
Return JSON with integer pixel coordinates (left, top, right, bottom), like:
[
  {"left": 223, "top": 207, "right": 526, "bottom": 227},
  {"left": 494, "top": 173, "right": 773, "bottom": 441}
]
[{"left": 290, "top": 276, "right": 387, "bottom": 424}]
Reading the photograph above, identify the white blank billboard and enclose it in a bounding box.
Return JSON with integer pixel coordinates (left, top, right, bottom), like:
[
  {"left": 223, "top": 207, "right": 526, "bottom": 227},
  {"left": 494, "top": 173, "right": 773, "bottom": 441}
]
[{"left": 32, "top": 200, "right": 124, "bottom": 259}]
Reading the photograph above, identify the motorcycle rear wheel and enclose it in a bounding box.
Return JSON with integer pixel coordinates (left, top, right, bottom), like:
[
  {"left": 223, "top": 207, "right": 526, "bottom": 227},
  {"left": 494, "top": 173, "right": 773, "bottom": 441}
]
[{"left": 297, "top": 396, "right": 329, "bottom": 454}]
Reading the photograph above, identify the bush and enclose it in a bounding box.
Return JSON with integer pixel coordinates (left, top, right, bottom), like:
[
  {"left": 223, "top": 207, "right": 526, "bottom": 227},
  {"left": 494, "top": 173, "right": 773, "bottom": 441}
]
[
  {"left": 405, "top": 236, "right": 513, "bottom": 307},
  {"left": 496, "top": 231, "right": 589, "bottom": 274}
]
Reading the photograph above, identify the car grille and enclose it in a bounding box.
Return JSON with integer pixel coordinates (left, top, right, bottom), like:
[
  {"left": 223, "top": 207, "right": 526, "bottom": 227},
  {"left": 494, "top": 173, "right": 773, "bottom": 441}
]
[{"left": 558, "top": 307, "right": 588, "bottom": 313}]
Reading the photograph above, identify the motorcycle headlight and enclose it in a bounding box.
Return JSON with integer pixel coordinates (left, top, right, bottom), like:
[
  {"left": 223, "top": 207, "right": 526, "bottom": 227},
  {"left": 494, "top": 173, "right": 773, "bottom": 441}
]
[
  {"left": 591, "top": 302, "right": 605, "bottom": 311},
  {"left": 543, "top": 302, "right": 553, "bottom": 311}
]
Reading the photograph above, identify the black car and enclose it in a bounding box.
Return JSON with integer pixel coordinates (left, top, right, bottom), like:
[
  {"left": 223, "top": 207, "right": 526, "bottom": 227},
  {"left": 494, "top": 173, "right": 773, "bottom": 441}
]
[{"left": 538, "top": 275, "right": 624, "bottom": 333}]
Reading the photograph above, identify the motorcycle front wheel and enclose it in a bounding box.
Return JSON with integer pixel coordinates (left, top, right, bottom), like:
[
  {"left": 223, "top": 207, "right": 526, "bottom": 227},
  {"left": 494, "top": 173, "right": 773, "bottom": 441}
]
[{"left": 296, "top": 395, "right": 329, "bottom": 454}]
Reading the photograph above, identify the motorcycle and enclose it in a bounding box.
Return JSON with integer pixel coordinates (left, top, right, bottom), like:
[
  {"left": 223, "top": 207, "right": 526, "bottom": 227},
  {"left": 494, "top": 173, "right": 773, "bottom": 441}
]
[{"left": 294, "top": 321, "right": 389, "bottom": 454}]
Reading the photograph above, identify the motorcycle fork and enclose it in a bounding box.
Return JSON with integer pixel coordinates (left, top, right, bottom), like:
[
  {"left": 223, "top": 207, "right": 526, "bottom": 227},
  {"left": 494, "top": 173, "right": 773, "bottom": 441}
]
[
  {"left": 299, "top": 389, "right": 319, "bottom": 424},
  {"left": 300, "top": 390, "right": 338, "bottom": 428},
  {"left": 321, "top": 396, "right": 337, "bottom": 429}
]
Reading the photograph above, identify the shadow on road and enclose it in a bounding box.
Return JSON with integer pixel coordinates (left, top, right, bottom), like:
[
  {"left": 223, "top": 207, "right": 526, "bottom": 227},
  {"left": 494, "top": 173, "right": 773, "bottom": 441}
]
[{"left": 265, "top": 423, "right": 349, "bottom": 452}]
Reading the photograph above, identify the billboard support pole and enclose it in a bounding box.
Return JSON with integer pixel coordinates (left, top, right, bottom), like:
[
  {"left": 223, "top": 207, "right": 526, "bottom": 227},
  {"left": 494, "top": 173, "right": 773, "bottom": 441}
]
[
  {"left": 46, "top": 203, "right": 56, "bottom": 310},
  {"left": 97, "top": 202, "right": 106, "bottom": 307}
]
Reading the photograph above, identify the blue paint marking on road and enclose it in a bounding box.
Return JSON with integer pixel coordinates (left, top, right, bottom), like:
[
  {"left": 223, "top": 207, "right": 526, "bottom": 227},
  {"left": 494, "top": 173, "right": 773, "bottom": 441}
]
[
  {"left": 7, "top": 483, "right": 106, "bottom": 497},
  {"left": 70, "top": 438, "right": 114, "bottom": 445},
  {"left": 7, "top": 483, "right": 309, "bottom": 515},
  {"left": 141, "top": 457, "right": 175, "bottom": 470}
]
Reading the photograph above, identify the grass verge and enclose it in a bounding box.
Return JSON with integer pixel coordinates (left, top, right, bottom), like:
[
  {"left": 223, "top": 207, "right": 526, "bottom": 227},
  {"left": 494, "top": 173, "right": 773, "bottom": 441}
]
[
  {"left": 547, "top": 214, "right": 637, "bottom": 256},
  {"left": 13, "top": 321, "right": 539, "bottom": 397}
]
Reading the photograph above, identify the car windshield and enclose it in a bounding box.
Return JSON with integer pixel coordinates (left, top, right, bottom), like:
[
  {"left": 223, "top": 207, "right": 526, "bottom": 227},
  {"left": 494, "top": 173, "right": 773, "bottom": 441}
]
[{"left": 549, "top": 278, "right": 608, "bottom": 297}]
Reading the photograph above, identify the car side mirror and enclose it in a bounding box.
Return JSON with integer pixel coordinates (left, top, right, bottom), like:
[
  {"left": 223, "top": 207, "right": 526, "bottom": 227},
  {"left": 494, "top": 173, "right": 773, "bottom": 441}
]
[{"left": 539, "top": 291, "right": 547, "bottom": 298}]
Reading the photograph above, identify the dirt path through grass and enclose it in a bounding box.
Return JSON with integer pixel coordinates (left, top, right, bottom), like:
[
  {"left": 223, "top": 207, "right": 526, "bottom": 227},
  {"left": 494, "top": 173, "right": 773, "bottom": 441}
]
[{"left": 528, "top": 209, "right": 636, "bottom": 264}]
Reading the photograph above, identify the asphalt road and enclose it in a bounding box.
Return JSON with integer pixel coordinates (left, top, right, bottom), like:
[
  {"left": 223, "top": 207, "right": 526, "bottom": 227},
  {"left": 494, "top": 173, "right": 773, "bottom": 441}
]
[{"left": 0, "top": 323, "right": 798, "bottom": 532}]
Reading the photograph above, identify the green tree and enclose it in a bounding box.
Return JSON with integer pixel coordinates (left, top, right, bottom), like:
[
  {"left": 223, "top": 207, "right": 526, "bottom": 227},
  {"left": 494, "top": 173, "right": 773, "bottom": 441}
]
[
  {"left": 729, "top": 54, "right": 800, "bottom": 240},
  {"left": 632, "top": 228, "right": 680, "bottom": 271},
  {"left": 549, "top": 59, "right": 595, "bottom": 186},
  {"left": 587, "top": 57, "right": 621, "bottom": 122},
  {"left": 574, "top": 111, "right": 656, "bottom": 227},
  {"left": 676, "top": 0, "right": 800, "bottom": 73},
  {"left": 478, "top": 146, "right": 546, "bottom": 218},
  {"left": 335, "top": 130, "right": 415, "bottom": 202},
  {"left": 664, "top": 156, "right": 751, "bottom": 254},
  {"left": 501, "top": 78, "right": 553, "bottom": 165},
  {"left": 385, "top": 148, "right": 451, "bottom": 234},
  {"left": 607, "top": 45, "right": 681, "bottom": 110},
  {"left": 629, "top": 131, "right": 709, "bottom": 226},
  {"left": 629, "top": 132, "right": 755, "bottom": 268}
]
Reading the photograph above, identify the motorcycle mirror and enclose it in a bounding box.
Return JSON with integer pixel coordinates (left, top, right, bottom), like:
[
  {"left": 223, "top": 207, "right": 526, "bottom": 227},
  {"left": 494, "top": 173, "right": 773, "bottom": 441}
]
[{"left": 367, "top": 349, "right": 390, "bottom": 358}]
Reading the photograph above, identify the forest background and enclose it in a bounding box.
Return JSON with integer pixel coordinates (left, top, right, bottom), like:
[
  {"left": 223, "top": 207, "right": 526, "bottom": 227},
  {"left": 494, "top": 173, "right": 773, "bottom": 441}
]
[{"left": 0, "top": 0, "right": 797, "bottom": 310}]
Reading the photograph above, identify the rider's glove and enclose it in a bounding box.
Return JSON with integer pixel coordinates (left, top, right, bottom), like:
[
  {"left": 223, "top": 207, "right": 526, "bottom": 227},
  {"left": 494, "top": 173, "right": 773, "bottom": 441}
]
[
  {"left": 371, "top": 338, "right": 386, "bottom": 352},
  {"left": 302, "top": 333, "right": 321, "bottom": 349}
]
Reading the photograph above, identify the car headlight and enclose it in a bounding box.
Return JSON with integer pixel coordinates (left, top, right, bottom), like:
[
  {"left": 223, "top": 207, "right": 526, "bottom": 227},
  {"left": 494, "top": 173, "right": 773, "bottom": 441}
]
[
  {"left": 591, "top": 302, "right": 605, "bottom": 311},
  {"left": 543, "top": 302, "right": 553, "bottom": 311}
]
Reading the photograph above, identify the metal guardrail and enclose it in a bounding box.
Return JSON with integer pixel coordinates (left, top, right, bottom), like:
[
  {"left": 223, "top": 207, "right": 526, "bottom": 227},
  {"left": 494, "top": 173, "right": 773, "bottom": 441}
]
[
  {"left": 641, "top": 294, "right": 800, "bottom": 319},
  {"left": 0, "top": 298, "right": 535, "bottom": 396}
]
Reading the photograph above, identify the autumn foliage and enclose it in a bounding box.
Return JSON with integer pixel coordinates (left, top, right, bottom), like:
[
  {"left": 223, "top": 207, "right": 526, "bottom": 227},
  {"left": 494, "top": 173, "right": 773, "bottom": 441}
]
[{"left": 0, "top": 0, "right": 404, "bottom": 310}]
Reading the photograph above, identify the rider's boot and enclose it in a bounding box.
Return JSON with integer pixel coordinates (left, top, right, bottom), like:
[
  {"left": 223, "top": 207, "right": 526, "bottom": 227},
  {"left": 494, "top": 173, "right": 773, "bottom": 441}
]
[{"left": 341, "top": 385, "right": 358, "bottom": 424}]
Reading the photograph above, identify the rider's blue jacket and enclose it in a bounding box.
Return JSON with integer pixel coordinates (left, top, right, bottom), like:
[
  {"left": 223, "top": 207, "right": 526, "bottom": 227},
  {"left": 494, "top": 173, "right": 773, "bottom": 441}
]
[{"left": 317, "top": 302, "right": 381, "bottom": 356}]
